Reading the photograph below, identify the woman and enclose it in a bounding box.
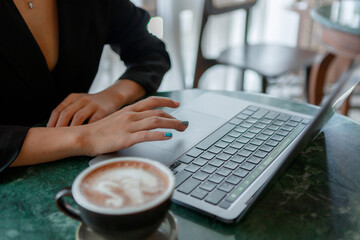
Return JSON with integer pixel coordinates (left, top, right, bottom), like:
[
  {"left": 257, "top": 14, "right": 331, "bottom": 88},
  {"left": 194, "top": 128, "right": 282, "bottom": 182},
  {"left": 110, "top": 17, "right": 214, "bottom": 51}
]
[{"left": 0, "top": 0, "right": 188, "bottom": 172}]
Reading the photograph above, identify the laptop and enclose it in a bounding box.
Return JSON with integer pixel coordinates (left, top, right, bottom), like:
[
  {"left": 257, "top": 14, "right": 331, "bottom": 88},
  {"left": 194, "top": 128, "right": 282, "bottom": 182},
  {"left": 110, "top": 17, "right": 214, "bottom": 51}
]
[{"left": 90, "top": 60, "right": 360, "bottom": 223}]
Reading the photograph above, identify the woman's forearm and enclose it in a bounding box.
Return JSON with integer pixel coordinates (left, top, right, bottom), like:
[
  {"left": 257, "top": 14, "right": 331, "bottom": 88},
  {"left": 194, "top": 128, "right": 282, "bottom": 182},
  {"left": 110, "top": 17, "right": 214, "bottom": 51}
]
[{"left": 11, "top": 126, "right": 87, "bottom": 167}]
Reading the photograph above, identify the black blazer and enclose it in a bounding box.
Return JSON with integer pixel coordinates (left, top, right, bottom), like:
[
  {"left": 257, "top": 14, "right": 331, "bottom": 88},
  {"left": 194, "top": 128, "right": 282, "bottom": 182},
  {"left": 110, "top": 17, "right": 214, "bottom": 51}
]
[{"left": 0, "top": 0, "right": 171, "bottom": 173}]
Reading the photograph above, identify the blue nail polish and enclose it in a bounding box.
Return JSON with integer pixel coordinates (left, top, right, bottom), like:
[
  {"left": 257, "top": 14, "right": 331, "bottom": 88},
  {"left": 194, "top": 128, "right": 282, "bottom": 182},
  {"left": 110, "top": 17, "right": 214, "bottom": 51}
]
[
  {"left": 181, "top": 121, "right": 189, "bottom": 126},
  {"left": 164, "top": 132, "right": 172, "bottom": 137}
]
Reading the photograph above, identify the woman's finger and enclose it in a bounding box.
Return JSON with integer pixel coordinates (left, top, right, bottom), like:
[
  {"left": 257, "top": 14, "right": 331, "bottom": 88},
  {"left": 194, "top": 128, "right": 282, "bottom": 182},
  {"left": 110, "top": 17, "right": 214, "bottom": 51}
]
[
  {"left": 47, "top": 93, "right": 84, "bottom": 127},
  {"left": 128, "top": 116, "right": 188, "bottom": 133},
  {"left": 70, "top": 104, "right": 97, "bottom": 126},
  {"left": 126, "top": 96, "right": 180, "bottom": 112},
  {"left": 125, "top": 131, "right": 173, "bottom": 148},
  {"left": 123, "top": 109, "right": 176, "bottom": 123},
  {"left": 56, "top": 98, "right": 88, "bottom": 127}
]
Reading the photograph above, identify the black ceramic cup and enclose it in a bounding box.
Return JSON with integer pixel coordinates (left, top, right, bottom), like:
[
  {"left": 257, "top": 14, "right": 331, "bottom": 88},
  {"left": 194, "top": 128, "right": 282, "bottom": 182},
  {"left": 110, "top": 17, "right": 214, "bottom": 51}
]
[{"left": 55, "top": 157, "right": 175, "bottom": 239}]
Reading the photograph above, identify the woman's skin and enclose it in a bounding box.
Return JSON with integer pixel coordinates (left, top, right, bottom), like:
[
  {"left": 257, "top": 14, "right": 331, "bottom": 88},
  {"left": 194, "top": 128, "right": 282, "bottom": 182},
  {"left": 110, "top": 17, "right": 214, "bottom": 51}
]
[
  {"left": 10, "top": 0, "right": 187, "bottom": 167},
  {"left": 12, "top": 97, "right": 188, "bottom": 167}
]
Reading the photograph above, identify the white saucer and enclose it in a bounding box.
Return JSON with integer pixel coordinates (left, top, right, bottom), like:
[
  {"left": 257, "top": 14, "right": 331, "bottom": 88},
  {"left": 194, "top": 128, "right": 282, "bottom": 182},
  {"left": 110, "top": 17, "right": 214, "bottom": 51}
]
[{"left": 76, "top": 211, "right": 178, "bottom": 240}]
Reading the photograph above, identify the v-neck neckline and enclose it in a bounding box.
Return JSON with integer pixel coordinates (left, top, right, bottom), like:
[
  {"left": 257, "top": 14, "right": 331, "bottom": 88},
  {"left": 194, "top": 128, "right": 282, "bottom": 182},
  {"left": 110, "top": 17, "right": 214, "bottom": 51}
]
[{"left": 8, "top": 0, "right": 61, "bottom": 73}]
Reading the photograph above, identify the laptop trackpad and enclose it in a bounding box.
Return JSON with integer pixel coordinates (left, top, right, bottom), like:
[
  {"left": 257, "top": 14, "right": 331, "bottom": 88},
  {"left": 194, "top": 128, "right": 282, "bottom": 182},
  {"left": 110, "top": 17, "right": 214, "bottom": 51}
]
[{"left": 145, "top": 108, "right": 226, "bottom": 156}]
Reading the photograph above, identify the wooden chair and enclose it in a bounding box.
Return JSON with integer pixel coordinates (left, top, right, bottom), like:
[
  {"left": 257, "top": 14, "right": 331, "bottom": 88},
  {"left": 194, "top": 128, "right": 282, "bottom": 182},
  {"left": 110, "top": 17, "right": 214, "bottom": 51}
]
[{"left": 193, "top": 0, "right": 319, "bottom": 95}]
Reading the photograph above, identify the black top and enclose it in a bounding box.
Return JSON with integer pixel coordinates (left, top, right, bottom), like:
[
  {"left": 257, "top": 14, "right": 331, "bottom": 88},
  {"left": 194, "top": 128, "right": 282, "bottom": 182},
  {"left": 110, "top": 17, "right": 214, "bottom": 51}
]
[{"left": 0, "top": 0, "right": 171, "bottom": 173}]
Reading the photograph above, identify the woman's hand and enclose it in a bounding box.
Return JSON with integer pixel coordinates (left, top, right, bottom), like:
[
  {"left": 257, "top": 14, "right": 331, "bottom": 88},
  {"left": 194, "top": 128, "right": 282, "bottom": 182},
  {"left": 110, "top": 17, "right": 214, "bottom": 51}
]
[
  {"left": 47, "top": 90, "right": 123, "bottom": 127},
  {"left": 47, "top": 79, "right": 146, "bottom": 127},
  {"left": 78, "top": 96, "right": 188, "bottom": 156}
]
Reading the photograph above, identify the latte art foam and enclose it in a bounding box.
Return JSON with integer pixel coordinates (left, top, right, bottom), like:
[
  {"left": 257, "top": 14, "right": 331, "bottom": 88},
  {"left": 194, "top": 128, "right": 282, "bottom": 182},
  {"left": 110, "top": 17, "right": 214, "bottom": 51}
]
[{"left": 80, "top": 162, "right": 167, "bottom": 209}]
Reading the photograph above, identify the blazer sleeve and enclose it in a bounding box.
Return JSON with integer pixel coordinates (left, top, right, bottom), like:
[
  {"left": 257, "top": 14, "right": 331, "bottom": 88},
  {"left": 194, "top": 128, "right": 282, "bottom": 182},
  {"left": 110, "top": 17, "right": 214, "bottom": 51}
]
[
  {"left": 0, "top": 126, "right": 29, "bottom": 174},
  {"left": 106, "top": 0, "right": 171, "bottom": 95}
]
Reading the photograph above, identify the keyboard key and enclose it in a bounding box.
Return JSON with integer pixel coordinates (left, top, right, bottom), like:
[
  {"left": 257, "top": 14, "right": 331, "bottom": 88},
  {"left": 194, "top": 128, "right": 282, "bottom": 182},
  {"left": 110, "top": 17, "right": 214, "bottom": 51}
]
[
  {"left": 200, "top": 181, "right": 217, "bottom": 191},
  {"left": 241, "top": 162, "right": 256, "bottom": 171},
  {"left": 247, "top": 106, "right": 259, "bottom": 112},
  {"left": 172, "top": 170, "right": 178, "bottom": 175},
  {"left": 226, "top": 175, "right": 242, "bottom": 185},
  {"left": 178, "top": 155, "right": 194, "bottom": 164},
  {"left": 193, "top": 171, "right": 210, "bottom": 181},
  {"left": 218, "top": 182, "right": 235, "bottom": 193},
  {"left": 177, "top": 178, "right": 201, "bottom": 194},
  {"left": 217, "top": 153, "right": 232, "bottom": 161},
  {"left": 208, "top": 146, "right": 222, "bottom": 154},
  {"left": 219, "top": 200, "right": 231, "bottom": 209},
  {"left": 276, "top": 113, "right": 291, "bottom": 122},
  {"left": 236, "top": 113, "right": 248, "bottom": 120},
  {"left": 233, "top": 168, "right": 249, "bottom": 178},
  {"left": 290, "top": 116, "right": 302, "bottom": 122},
  {"left": 268, "top": 125, "right": 280, "bottom": 131},
  {"left": 175, "top": 170, "right": 192, "bottom": 187},
  {"left": 216, "top": 167, "right": 232, "bottom": 177},
  {"left": 229, "top": 118, "right": 242, "bottom": 125},
  {"left": 254, "top": 123, "right": 267, "bottom": 129},
  {"left": 215, "top": 141, "right": 229, "bottom": 148},
  {"left": 184, "top": 164, "right": 200, "bottom": 173},
  {"left": 241, "top": 109, "right": 254, "bottom": 115},
  {"left": 223, "top": 161, "right": 239, "bottom": 170},
  {"left": 250, "top": 139, "right": 264, "bottom": 146},
  {"left": 223, "top": 147, "right": 237, "bottom": 155},
  {"left": 209, "top": 159, "right": 224, "bottom": 167},
  {"left": 302, "top": 119, "right": 311, "bottom": 124},
  {"left": 259, "top": 145, "right": 273, "bottom": 152},
  {"left": 228, "top": 131, "right": 241, "bottom": 138},
  {"left": 246, "top": 118, "right": 258, "bottom": 124},
  {"left": 231, "top": 155, "right": 246, "bottom": 164},
  {"left": 229, "top": 141, "right": 244, "bottom": 149},
  {"left": 252, "top": 109, "right": 269, "bottom": 119},
  {"left": 205, "top": 189, "right": 227, "bottom": 205},
  {"left": 273, "top": 120, "right": 285, "bottom": 126},
  {"left": 240, "top": 122, "right": 253, "bottom": 128},
  {"left": 187, "top": 148, "right": 203, "bottom": 158},
  {"left": 282, "top": 125, "right": 294, "bottom": 132},
  {"left": 247, "top": 156, "right": 262, "bottom": 164},
  {"left": 201, "top": 165, "right": 217, "bottom": 174},
  {"left": 271, "top": 134, "right": 284, "bottom": 142},
  {"left": 264, "top": 111, "right": 280, "bottom": 120},
  {"left": 266, "top": 139, "right": 279, "bottom": 147},
  {"left": 238, "top": 149, "right": 252, "bottom": 157},
  {"left": 243, "top": 132, "right": 256, "bottom": 139},
  {"left": 287, "top": 120, "right": 299, "bottom": 127},
  {"left": 208, "top": 174, "right": 225, "bottom": 184},
  {"left": 191, "top": 188, "right": 209, "bottom": 200},
  {"left": 237, "top": 137, "right": 250, "bottom": 144},
  {"left": 201, "top": 152, "right": 216, "bottom": 160},
  {"left": 260, "top": 119, "right": 272, "bottom": 124},
  {"left": 222, "top": 136, "right": 236, "bottom": 143},
  {"left": 277, "top": 129, "right": 289, "bottom": 136},
  {"left": 256, "top": 134, "right": 269, "bottom": 141},
  {"left": 196, "top": 123, "right": 235, "bottom": 150},
  {"left": 244, "top": 144, "right": 258, "bottom": 152},
  {"left": 234, "top": 127, "right": 247, "bottom": 133},
  {"left": 262, "top": 129, "right": 275, "bottom": 136},
  {"left": 249, "top": 127, "right": 261, "bottom": 134},
  {"left": 193, "top": 158, "right": 208, "bottom": 166},
  {"left": 169, "top": 160, "right": 181, "bottom": 170},
  {"left": 254, "top": 150, "right": 267, "bottom": 158}
]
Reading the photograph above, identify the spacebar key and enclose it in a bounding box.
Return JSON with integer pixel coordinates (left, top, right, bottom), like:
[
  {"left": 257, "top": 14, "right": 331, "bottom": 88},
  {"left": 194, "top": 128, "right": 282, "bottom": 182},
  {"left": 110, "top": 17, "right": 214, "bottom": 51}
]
[{"left": 196, "top": 123, "right": 236, "bottom": 150}]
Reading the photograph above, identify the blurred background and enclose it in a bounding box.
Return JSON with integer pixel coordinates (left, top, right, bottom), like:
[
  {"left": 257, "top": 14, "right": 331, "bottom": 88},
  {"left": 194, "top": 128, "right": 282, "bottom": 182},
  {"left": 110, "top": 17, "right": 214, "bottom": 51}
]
[{"left": 89, "top": 0, "right": 360, "bottom": 121}]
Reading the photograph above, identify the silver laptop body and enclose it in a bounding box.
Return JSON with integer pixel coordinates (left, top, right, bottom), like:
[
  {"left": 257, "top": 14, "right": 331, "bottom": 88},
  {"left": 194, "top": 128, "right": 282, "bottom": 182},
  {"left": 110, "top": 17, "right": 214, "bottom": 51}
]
[{"left": 90, "top": 61, "right": 360, "bottom": 223}]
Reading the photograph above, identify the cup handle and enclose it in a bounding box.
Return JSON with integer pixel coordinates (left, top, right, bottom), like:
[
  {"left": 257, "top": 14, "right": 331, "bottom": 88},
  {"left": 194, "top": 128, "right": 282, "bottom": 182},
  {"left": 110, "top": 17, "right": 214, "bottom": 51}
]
[{"left": 55, "top": 186, "right": 82, "bottom": 222}]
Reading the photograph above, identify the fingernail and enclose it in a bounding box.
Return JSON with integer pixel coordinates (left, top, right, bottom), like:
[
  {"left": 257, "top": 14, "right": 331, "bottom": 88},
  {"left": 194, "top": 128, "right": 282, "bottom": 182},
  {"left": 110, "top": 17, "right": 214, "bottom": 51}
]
[
  {"left": 181, "top": 121, "right": 189, "bottom": 126},
  {"left": 164, "top": 132, "right": 172, "bottom": 137}
]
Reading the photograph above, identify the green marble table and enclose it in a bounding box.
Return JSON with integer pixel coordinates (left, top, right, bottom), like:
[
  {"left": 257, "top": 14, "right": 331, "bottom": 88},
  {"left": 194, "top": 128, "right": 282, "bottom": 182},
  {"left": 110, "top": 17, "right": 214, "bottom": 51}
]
[{"left": 1, "top": 89, "right": 360, "bottom": 240}]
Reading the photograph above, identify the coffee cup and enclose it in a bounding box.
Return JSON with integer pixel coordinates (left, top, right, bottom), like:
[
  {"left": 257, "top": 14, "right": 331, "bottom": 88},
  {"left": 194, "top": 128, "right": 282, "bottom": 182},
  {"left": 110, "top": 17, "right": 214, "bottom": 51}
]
[{"left": 55, "top": 157, "right": 175, "bottom": 239}]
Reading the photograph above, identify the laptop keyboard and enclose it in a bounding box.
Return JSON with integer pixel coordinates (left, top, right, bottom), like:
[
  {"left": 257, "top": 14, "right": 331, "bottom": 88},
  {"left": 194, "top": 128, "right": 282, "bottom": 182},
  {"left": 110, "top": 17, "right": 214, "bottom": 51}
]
[{"left": 171, "top": 105, "right": 310, "bottom": 209}]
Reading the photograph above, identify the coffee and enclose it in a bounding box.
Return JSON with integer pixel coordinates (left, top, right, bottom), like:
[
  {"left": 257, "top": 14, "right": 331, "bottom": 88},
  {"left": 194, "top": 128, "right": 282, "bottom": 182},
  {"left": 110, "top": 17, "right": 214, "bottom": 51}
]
[{"left": 80, "top": 161, "right": 168, "bottom": 209}]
